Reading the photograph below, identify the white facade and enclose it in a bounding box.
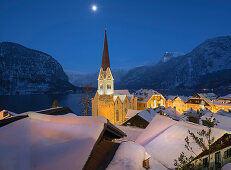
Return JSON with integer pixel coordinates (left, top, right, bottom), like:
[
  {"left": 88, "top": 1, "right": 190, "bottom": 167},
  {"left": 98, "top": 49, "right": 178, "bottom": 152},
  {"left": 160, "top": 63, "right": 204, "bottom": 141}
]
[{"left": 97, "top": 67, "right": 114, "bottom": 95}]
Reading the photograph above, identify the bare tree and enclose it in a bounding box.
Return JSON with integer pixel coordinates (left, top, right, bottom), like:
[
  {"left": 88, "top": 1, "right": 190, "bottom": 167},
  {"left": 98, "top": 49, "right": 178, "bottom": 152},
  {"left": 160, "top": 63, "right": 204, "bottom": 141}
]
[
  {"left": 174, "top": 114, "right": 219, "bottom": 170},
  {"left": 80, "top": 83, "right": 95, "bottom": 116}
]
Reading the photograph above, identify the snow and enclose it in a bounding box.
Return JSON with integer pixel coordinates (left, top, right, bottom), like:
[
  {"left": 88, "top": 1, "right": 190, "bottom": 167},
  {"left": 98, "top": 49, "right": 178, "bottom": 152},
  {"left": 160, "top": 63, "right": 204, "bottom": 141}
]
[
  {"left": 114, "top": 90, "right": 131, "bottom": 95},
  {"left": 201, "top": 113, "right": 231, "bottom": 131},
  {"left": 0, "top": 113, "right": 107, "bottom": 170},
  {"left": 134, "top": 89, "right": 161, "bottom": 102},
  {"left": 156, "top": 107, "right": 181, "bottom": 120},
  {"left": 106, "top": 142, "right": 167, "bottom": 170},
  {"left": 220, "top": 94, "right": 231, "bottom": 100},
  {"left": 138, "top": 109, "right": 157, "bottom": 122},
  {"left": 125, "top": 109, "right": 140, "bottom": 119},
  {"left": 222, "top": 163, "right": 231, "bottom": 170},
  {"left": 115, "top": 125, "right": 144, "bottom": 142},
  {"left": 216, "top": 109, "right": 231, "bottom": 117},
  {"left": 135, "top": 115, "right": 228, "bottom": 169}
]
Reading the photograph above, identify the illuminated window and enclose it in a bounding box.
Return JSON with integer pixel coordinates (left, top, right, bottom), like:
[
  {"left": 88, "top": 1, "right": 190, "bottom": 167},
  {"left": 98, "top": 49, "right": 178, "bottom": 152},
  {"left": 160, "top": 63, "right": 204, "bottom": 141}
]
[{"left": 116, "top": 110, "right": 119, "bottom": 122}]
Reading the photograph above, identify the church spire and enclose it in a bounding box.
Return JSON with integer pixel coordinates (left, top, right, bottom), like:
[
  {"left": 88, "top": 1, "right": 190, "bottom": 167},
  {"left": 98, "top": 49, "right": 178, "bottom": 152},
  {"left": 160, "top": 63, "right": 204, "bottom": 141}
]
[{"left": 101, "top": 27, "right": 110, "bottom": 71}]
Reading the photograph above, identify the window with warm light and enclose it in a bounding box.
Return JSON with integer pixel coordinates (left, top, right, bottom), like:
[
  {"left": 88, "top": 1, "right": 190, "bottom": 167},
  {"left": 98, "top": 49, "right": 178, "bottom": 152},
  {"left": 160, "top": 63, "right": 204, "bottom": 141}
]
[{"left": 116, "top": 110, "right": 119, "bottom": 122}]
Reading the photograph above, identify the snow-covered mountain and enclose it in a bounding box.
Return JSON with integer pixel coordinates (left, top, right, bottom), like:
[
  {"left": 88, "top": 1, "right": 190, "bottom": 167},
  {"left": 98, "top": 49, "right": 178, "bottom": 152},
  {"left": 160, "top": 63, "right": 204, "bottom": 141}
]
[
  {"left": 66, "top": 68, "right": 128, "bottom": 88},
  {"left": 118, "top": 35, "right": 231, "bottom": 90},
  {"left": 161, "top": 52, "right": 184, "bottom": 63},
  {"left": 0, "top": 42, "right": 76, "bottom": 95}
]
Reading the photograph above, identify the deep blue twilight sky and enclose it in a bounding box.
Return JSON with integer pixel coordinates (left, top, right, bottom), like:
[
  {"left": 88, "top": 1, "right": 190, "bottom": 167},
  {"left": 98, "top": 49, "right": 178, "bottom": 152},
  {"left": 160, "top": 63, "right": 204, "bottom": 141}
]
[{"left": 1, "top": 0, "right": 231, "bottom": 72}]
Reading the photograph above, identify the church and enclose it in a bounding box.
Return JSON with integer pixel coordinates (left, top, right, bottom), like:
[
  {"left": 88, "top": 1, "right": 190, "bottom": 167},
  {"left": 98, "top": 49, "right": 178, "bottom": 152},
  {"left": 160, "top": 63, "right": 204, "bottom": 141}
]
[{"left": 92, "top": 29, "right": 137, "bottom": 125}]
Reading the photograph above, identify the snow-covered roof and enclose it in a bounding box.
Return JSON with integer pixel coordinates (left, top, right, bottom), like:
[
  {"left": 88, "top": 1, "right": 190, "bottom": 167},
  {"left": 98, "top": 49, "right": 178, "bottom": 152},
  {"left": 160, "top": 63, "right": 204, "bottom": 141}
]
[
  {"left": 115, "top": 125, "right": 144, "bottom": 142},
  {"left": 134, "top": 89, "right": 163, "bottom": 102},
  {"left": 106, "top": 142, "right": 167, "bottom": 170},
  {"left": 113, "top": 93, "right": 133, "bottom": 103},
  {"left": 188, "top": 93, "right": 213, "bottom": 106},
  {"left": 156, "top": 107, "right": 181, "bottom": 120},
  {"left": 216, "top": 109, "right": 231, "bottom": 117},
  {"left": 114, "top": 90, "right": 131, "bottom": 95},
  {"left": 201, "top": 113, "right": 231, "bottom": 131},
  {"left": 185, "top": 107, "right": 198, "bottom": 114},
  {"left": 177, "top": 96, "right": 190, "bottom": 102},
  {"left": 199, "top": 93, "right": 217, "bottom": 100},
  {"left": 135, "top": 115, "right": 228, "bottom": 169},
  {"left": 0, "top": 113, "right": 108, "bottom": 170},
  {"left": 213, "top": 100, "right": 231, "bottom": 106},
  {"left": 166, "top": 95, "right": 177, "bottom": 101},
  {"left": 125, "top": 109, "right": 140, "bottom": 119},
  {"left": 222, "top": 163, "right": 231, "bottom": 170},
  {"left": 220, "top": 94, "right": 231, "bottom": 100},
  {"left": 138, "top": 109, "right": 157, "bottom": 123}
]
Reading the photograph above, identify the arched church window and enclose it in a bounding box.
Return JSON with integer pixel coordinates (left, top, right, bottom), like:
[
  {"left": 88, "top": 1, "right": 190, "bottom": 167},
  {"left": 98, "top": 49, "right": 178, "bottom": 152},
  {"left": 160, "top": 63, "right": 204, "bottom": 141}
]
[
  {"left": 125, "top": 108, "right": 127, "bottom": 113},
  {"left": 107, "top": 84, "right": 111, "bottom": 89},
  {"left": 100, "top": 84, "right": 103, "bottom": 89},
  {"left": 116, "top": 110, "right": 119, "bottom": 122}
]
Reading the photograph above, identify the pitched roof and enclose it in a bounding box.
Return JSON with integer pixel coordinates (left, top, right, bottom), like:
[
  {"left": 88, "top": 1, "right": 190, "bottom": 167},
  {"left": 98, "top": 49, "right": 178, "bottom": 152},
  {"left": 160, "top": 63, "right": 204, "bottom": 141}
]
[
  {"left": 135, "top": 115, "right": 228, "bottom": 169},
  {"left": 220, "top": 93, "right": 231, "bottom": 100},
  {"left": 156, "top": 107, "right": 181, "bottom": 120},
  {"left": 201, "top": 113, "right": 231, "bottom": 131},
  {"left": 125, "top": 109, "right": 140, "bottom": 119},
  {"left": 114, "top": 90, "right": 130, "bottom": 95},
  {"left": 0, "top": 113, "right": 126, "bottom": 170},
  {"left": 134, "top": 89, "right": 163, "bottom": 102},
  {"left": 101, "top": 29, "right": 110, "bottom": 71}
]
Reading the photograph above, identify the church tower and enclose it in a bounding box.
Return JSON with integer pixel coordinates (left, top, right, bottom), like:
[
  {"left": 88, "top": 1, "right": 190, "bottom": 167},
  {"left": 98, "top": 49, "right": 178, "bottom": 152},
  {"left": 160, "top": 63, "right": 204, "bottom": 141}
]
[{"left": 97, "top": 28, "right": 114, "bottom": 95}]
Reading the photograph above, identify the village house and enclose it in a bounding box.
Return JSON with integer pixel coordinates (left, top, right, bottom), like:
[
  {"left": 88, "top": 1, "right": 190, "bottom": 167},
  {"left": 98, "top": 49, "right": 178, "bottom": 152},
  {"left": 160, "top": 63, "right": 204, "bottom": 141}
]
[
  {"left": 193, "top": 133, "right": 231, "bottom": 170},
  {"left": 186, "top": 93, "right": 231, "bottom": 113},
  {"left": 92, "top": 29, "right": 137, "bottom": 125},
  {"left": 0, "top": 110, "right": 16, "bottom": 120},
  {"left": 122, "top": 108, "right": 157, "bottom": 128},
  {"left": 134, "top": 89, "right": 166, "bottom": 110},
  {"left": 135, "top": 115, "right": 231, "bottom": 169}
]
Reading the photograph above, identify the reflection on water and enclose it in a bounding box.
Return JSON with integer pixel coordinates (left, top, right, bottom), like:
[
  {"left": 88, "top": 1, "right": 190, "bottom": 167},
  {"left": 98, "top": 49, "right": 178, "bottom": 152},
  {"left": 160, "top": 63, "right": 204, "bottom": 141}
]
[
  {"left": 0, "top": 92, "right": 94, "bottom": 115},
  {"left": 0, "top": 89, "right": 230, "bottom": 115}
]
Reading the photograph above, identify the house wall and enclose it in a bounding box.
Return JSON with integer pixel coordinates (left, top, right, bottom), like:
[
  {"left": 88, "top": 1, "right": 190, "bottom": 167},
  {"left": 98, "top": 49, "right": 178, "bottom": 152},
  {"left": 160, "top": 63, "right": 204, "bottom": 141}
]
[
  {"left": 172, "top": 97, "right": 186, "bottom": 114},
  {"left": 137, "top": 95, "right": 166, "bottom": 110},
  {"left": 195, "top": 146, "right": 231, "bottom": 169}
]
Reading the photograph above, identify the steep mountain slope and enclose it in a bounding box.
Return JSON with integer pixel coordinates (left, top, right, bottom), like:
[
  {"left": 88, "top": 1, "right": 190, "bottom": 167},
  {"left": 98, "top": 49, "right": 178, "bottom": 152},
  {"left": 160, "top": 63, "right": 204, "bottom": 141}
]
[
  {"left": 0, "top": 42, "right": 76, "bottom": 95},
  {"left": 118, "top": 35, "right": 231, "bottom": 90},
  {"left": 160, "top": 52, "right": 184, "bottom": 63}
]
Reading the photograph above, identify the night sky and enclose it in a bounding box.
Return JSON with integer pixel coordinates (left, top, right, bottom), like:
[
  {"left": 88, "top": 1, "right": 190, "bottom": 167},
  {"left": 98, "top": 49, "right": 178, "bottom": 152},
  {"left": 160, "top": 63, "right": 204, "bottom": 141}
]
[{"left": 1, "top": 0, "right": 231, "bottom": 72}]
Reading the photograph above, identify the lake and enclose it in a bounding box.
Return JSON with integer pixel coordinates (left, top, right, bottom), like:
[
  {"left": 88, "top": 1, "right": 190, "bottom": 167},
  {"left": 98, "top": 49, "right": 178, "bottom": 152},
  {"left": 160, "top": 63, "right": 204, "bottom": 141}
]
[
  {"left": 0, "top": 92, "right": 94, "bottom": 115},
  {"left": 0, "top": 89, "right": 230, "bottom": 115}
]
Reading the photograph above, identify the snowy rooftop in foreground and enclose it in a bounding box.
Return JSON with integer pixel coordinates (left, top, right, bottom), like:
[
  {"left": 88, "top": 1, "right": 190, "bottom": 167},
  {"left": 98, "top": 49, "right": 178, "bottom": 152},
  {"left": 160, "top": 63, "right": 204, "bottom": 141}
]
[
  {"left": 106, "top": 142, "right": 167, "bottom": 170},
  {"left": 201, "top": 112, "right": 231, "bottom": 131},
  {"left": 136, "top": 115, "right": 229, "bottom": 169},
  {"left": 0, "top": 113, "right": 107, "bottom": 170}
]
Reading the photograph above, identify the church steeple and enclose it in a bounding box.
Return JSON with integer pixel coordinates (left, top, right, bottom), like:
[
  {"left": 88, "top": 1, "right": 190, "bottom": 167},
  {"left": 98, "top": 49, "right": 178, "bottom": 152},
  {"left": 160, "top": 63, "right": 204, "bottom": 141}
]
[
  {"left": 101, "top": 28, "right": 110, "bottom": 71},
  {"left": 97, "top": 27, "right": 114, "bottom": 95}
]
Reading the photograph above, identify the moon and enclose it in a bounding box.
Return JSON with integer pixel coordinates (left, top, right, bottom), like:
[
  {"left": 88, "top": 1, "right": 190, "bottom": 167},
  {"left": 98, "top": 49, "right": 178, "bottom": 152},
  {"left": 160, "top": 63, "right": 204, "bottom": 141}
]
[{"left": 92, "top": 5, "right": 97, "bottom": 11}]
